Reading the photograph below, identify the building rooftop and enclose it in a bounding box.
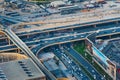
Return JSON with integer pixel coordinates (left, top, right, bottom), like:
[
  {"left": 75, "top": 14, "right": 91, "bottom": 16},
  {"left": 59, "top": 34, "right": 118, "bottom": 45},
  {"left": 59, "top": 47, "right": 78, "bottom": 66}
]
[
  {"left": 101, "top": 38, "right": 120, "bottom": 68},
  {"left": 0, "top": 58, "right": 45, "bottom": 80},
  {"left": 0, "top": 53, "right": 28, "bottom": 63}
]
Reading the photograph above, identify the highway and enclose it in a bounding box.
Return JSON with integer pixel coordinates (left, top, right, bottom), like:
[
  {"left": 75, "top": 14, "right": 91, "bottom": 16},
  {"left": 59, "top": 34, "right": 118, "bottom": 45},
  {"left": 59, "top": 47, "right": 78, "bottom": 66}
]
[
  {"left": 51, "top": 46, "right": 90, "bottom": 80},
  {"left": 0, "top": 8, "right": 119, "bottom": 80},
  {"left": 1, "top": 14, "right": 120, "bottom": 80},
  {"left": 0, "top": 21, "right": 116, "bottom": 40},
  {"left": 62, "top": 43, "right": 105, "bottom": 80},
  {"left": 1, "top": 26, "right": 120, "bottom": 53},
  {"left": 16, "top": 21, "right": 118, "bottom": 38},
  {"left": 12, "top": 16, "right": 120, "bottom": 33},
  {"left": 1, "top": 1, "right": 120, "bottom": 80},
  {"left": 31, "top": 26, "right": 120, "bottom": 55},
  {"left": 0, "top": 21, "right": 118, "bottom": 46},
  {"left": 1, "top": 27, "right": 56, "bottom": 80}
]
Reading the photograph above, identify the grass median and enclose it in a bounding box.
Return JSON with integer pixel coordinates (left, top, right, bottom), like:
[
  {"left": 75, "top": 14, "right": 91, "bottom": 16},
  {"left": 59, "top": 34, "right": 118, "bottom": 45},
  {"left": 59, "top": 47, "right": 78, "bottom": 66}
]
[{"left": 73, "top": 42, "right": 113, "bottom": 80}]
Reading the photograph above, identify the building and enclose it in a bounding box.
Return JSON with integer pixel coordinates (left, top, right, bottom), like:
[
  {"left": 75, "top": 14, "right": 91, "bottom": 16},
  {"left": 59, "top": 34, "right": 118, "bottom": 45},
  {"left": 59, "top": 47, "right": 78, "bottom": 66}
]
[
  {"left": 50, "top": 1, "right": 66, "bottom": 8},
  {"left": 57, "top": 78, "right": 69, "bottom": 80},
  {"left": 85, "top": 33, "right": 116, "bottom": 80},
  {"left": 0, "top": 54, "right": 46, "bottom": 80},
  {"left": 0, "top": 53, "right": 28, "bottom": 63}
]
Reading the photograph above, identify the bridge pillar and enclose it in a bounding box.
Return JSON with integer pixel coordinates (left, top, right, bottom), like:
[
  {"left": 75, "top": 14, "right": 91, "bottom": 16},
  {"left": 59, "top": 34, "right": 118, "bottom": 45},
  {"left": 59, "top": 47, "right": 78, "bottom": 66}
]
[
  {"left": 71, "top": 28, "right": 73, "bottom": 32},
  {"left": 94, "top": 25, "right": 96, "bottom": 28},
  {"left": 27, "top": 35, "right": 29, "bottom": 38},
  {"left": 17, "top": 48, "right": 20, "bottom": 53},
  {"left": 8, "top": 38, "right": 11, "bottom": 45},
  {"left": 109, "top": 35, "right": 111, "bottom": 39},
  {"left": 6, "top": 38, "right": 8, "bottom": 42},
  {"left": 47, "top": 32, "right": 49, "bottom": 36},
  {"left": 59, "top": 44, "right": 61, "bottom": 47},
  {"left": 116, "top": 21, "right": 119, "bottom": 24},
  {"left": 3, "top": 35, "right": 6, "bottom": 37}
]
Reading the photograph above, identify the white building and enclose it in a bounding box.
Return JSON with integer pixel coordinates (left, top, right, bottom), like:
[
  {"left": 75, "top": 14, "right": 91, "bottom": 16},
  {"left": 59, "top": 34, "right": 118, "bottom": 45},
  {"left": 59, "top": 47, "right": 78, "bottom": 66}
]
[{"left": 50, "top": 1, "right": 66, "bottom": 8}]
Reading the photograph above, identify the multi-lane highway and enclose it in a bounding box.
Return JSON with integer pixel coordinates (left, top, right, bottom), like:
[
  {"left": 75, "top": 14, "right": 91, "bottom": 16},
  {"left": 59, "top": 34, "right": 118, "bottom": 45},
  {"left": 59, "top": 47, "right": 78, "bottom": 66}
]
[
  {"left": 1, "top": 8, "right": 120, "bottom": 80},
  {"left": 8, "top": 21, "right": 116, "bottom": 39},
  {"left": 0, "top": 21, "right": 117, "bottom": 42},
  {"left": 51, "top": 46, "right": 90, "bottom": 80},
  {"left": 0, "top": 21, "right": 120, "bottom": 49},
  {"left": 1, "top": 25, "right": 120, "bottom": 54},
  {"left": 11, "top": 16, "right": 120, "bottom": 33},
  {"left": 0, "top": 20, "right": 119, "bottom": 80},
  {"left": 62, "top": 43, "right": 105, "bottom": 80},
  {"left": 31, "top": 26, "right": 120, "bottom": 55},
  {"left": 1, "top": 1, "right": 120, "bottom": 80}
]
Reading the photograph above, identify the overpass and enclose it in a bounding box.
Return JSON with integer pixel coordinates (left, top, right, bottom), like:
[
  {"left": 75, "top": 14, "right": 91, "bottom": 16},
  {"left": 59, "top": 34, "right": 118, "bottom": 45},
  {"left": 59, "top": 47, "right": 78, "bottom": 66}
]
[
  {"left": 12, "top": 17, "right": 120, "bottom": 36},
  {"left": 1, "top": 26, "right": 120, "bottom": 53},
  {"left": 0, "top": 22, "right": 120, "bottom": 80},
  {"left": 0, "top": 21, "right": 115, "bottom": 47},
  {"left": 24, "top": 26, "right": 120, "bottom": 56},
  {"left": 1, "top": 4, "right": 120, "bottom": 80},
  {"left": 0, "top": 25, "right": 56, "bottom": 80},
  {"left": 0, "top": 16, "right": 117, "bottom": 44}
]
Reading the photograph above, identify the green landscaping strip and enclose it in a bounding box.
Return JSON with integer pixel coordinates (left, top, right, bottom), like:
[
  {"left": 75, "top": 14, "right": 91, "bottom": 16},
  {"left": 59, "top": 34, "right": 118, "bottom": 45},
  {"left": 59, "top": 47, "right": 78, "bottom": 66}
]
[{"left": 73, "top": 42, "right": 113, "bottom": 80}]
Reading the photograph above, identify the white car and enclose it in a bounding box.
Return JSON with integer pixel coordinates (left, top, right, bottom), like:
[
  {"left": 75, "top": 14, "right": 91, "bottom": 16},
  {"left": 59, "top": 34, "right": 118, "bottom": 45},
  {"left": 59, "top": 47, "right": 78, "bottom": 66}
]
[
  {"left": 86, "top": 4, "right": 94, "bottom": 8},
  {"left": 81, "top": 35, "right": 84, "bottom": 38}
]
